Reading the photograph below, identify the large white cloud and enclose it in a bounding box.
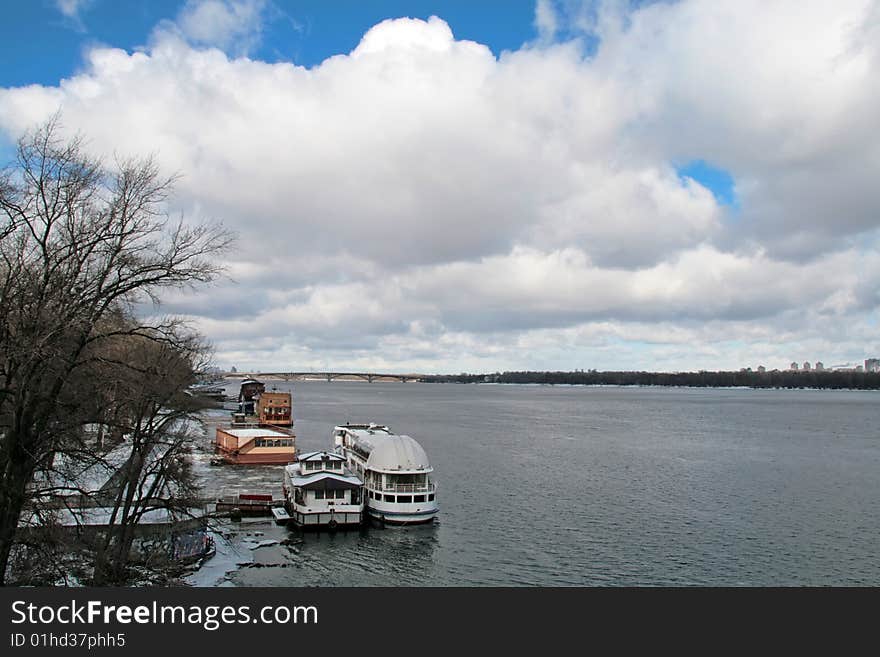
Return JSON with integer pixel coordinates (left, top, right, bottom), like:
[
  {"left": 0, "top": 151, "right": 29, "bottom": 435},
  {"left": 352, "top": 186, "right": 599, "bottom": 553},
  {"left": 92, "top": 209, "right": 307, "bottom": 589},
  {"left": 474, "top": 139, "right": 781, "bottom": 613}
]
[
  {"left": 0, "top": 14, "right": 718, "bottom": 267},
  {"left": 588, "top": 0, "right": 880, "bottom": 258},
  {"left": 2, "top": 1, "right": 879, "bottom": 372}
]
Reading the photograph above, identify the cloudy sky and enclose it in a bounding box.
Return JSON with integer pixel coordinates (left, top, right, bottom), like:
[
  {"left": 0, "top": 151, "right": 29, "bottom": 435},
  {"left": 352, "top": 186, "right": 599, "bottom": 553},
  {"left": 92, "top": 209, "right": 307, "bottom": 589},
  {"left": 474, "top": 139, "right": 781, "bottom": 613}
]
[{"left": 1, "top": 0, "right": 879, "bottom": 373}]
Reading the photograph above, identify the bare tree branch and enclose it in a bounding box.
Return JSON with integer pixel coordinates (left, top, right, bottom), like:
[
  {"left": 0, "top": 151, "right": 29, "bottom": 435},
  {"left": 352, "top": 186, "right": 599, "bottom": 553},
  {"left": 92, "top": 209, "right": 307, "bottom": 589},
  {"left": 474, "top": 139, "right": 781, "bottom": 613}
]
[{"left": 0, "top": 117, "right": 234, "bottom": 584}]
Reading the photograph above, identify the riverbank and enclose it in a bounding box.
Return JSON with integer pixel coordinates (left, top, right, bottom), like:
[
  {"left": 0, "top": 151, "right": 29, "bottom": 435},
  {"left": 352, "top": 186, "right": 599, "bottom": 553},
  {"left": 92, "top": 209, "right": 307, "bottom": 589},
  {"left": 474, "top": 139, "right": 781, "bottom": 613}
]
[{"left": 419, "top": 369, "right": 880, "bottom": 389}]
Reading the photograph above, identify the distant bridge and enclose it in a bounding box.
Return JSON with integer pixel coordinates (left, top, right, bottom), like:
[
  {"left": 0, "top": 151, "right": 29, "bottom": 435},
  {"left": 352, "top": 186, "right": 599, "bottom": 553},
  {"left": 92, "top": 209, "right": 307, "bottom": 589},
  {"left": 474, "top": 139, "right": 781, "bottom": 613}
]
[{"left": 230, "top": 372, "right": 427, "bottom": 383}]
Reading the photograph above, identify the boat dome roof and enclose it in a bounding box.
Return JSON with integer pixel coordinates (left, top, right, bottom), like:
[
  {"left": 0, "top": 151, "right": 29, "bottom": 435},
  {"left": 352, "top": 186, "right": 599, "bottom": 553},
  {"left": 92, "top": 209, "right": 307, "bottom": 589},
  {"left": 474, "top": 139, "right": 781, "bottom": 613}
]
[{"left": 366, "top": 435, "right": 431, "bottom": 473}]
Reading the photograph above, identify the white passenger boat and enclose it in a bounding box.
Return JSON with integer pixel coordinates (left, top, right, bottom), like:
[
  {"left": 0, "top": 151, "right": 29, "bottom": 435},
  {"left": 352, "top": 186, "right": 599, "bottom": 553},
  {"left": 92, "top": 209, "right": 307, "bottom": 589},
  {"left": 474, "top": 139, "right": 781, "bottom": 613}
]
[
  {"left": 282, "top": 451, "right": 364, "bottom": 529},
  {"left": 333, "top": 423, "right": 438, "bottom": 525}
]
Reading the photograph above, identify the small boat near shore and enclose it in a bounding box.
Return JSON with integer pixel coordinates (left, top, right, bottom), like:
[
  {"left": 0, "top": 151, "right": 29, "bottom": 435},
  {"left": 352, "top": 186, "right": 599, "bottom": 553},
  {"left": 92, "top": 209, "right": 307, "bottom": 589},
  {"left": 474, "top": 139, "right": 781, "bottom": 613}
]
[
  {"left": 282, "top": 451, "right": 364, "bottom": 529},
  {"left": 333, "top": 423, "right": 438, "bottom": 525}
]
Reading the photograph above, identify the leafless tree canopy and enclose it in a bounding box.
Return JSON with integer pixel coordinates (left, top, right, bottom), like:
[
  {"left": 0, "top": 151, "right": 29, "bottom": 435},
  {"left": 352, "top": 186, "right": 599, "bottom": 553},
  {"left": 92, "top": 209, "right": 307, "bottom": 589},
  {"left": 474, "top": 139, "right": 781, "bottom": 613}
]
[{"left": 0, "top": 117, "right": 234, "bottom": 584}]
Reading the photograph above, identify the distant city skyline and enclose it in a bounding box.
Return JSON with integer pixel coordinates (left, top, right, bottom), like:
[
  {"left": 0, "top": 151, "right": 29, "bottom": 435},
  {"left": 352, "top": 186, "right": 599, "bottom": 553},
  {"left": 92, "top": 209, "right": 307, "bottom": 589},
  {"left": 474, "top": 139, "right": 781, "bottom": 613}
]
[
  {"left": 2, "top": 1, "right": 879, "bottom": 373},
  {"left": 219, "top": 357, "right": 880, "bottom": 376}
]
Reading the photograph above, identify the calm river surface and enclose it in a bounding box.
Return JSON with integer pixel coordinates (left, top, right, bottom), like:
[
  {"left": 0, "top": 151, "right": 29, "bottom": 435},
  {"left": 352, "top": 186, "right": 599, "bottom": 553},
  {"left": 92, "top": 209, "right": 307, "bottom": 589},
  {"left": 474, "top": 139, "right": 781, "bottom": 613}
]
[{"left": 189, "top": 382, "right": 880, "bottom": 586}]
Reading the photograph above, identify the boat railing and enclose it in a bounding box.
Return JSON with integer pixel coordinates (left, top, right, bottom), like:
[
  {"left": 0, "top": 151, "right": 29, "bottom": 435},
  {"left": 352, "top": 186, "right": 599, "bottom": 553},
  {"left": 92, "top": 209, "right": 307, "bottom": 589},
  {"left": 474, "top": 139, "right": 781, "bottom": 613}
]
[{"left": 372, "top": 482, "right": 436, "bottom": 493}]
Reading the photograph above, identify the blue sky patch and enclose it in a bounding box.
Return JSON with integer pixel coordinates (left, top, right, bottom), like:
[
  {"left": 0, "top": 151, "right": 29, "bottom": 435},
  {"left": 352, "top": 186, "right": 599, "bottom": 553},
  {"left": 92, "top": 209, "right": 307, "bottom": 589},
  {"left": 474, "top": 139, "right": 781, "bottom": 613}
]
[
  {"left": 0, "top": 1, "right": 540, "bottom": 88},
  {"left": 677, "top": 160, "right": 739, "bottom": 208}
]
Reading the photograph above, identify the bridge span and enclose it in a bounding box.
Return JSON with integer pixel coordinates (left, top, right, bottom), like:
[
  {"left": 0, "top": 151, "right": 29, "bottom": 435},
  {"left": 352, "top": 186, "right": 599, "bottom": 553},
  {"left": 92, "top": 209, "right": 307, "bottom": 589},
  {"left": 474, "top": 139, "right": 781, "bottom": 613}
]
[{"left": 230, "top": 372, "right": 427, "bottom": 383}]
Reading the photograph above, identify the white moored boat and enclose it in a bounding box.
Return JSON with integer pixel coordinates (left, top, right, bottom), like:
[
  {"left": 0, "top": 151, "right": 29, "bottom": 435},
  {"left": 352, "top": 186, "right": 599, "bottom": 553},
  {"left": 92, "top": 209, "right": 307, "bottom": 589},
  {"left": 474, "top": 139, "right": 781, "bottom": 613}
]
[
  {"left": 333, "top": 423, "right": 438, "bottom": 525},
  {"left": 282, "top": 451, "right": 364, "bottom": 529}
]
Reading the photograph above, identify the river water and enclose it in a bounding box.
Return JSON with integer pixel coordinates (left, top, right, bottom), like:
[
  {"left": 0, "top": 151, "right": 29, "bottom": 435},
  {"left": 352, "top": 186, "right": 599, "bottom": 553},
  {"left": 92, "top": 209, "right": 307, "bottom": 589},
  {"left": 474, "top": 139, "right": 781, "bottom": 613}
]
[{"left": 188, "top": 381, "right": 880, "bottom": 586}]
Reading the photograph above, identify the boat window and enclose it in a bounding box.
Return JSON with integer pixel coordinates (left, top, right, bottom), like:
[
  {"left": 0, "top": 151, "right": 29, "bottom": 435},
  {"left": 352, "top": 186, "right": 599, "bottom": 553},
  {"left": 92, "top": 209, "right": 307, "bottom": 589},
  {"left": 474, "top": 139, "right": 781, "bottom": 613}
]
[
  {"left": 384, "top": 494, "right": 395, "bottom": 503},
  {"left": 428, "top": 494, "right": 435, "bottom": 501},
  {"left": 335, "top": 490, "right": 345, "bottom": 499},
  {"left": 397, "top": 495, "right": 412, "bottom": 504},
  {"left": 414, "top": 495, "right": 425, "bottom": 503},
  {"left": 315, "top": 490, "right": 325, "bottom": 499}
]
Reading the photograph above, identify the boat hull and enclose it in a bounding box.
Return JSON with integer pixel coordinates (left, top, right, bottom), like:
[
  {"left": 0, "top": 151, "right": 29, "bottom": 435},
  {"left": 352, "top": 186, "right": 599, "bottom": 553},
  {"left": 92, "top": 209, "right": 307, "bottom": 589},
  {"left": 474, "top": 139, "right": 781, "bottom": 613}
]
[
  {"left": 288, "top": 511, "right": 363, "bottom": 529},
  {"left": 218, "top": 451, "right": 296, "bottom": 465},
  {"left": 284, "top": 503, "right": 363, "bottom": 530},
  {"left": 367, "top": 507, "right": 438, "bottom": 525}
]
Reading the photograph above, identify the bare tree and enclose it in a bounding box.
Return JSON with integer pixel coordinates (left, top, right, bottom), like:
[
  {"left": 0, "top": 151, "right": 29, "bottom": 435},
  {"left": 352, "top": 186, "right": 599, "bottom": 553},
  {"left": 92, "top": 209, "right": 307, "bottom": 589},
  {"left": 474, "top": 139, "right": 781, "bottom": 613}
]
[
  {"left": 0, "top": 117, "right": 233, "bottom": 584},
  {"left": 86, "top": 323, "right": 208, "bottom": 584}
]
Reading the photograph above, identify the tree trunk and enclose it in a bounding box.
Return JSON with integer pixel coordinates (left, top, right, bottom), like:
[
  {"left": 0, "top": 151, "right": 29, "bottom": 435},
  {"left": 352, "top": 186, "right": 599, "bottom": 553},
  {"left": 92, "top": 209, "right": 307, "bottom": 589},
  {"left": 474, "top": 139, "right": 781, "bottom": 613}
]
[{"left": 0, "top": 453, "right": 37, "bottom": 586}]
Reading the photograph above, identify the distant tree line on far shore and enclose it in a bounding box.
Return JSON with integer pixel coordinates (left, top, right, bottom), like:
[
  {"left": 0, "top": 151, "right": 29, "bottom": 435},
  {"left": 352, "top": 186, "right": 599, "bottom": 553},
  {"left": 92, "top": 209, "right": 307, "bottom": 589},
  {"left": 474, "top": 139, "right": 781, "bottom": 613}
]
[{"left": 420, "top": 370, "right": 880, "bottom": 390}]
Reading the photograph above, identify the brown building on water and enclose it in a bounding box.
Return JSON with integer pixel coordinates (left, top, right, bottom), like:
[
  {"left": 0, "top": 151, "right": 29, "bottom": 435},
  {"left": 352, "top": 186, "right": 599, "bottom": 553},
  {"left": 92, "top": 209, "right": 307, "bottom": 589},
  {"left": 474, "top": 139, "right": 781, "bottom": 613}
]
[
  {"left": 256, "top": 391, "right": 293, "bottom": 426},
  {"left": 215, "top": 426, "right": 296, "bottom": 465}
]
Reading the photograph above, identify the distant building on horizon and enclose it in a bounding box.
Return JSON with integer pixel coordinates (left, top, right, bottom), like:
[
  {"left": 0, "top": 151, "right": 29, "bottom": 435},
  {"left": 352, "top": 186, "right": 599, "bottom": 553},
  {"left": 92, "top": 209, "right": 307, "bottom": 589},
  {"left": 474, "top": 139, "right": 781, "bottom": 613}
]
[
  {"left": 815, "top": 362, "right": 824, "bottom": 372},
  {"left": 757, "top": 365, "right": 766, "bottom": 373},
  {"left": 866, "top": 358, "right": 880, "bottom": 373},
  {"left": 803, "top": 361, "right": 811, "bottom": 371},
  {"left": 790, "top": 362, "right": 799, "bottom": 371}
]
